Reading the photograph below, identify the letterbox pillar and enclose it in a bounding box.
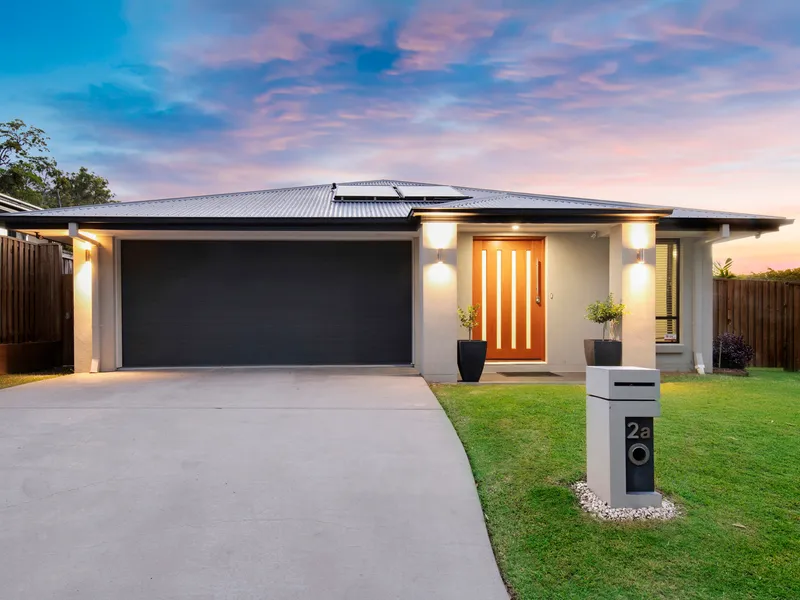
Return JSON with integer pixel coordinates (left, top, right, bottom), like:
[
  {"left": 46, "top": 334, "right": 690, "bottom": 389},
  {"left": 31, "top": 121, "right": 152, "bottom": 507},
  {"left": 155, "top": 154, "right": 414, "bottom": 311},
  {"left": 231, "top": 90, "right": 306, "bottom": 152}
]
[{"left": 586, "top": 366, "right": 662, "bottom": 508}]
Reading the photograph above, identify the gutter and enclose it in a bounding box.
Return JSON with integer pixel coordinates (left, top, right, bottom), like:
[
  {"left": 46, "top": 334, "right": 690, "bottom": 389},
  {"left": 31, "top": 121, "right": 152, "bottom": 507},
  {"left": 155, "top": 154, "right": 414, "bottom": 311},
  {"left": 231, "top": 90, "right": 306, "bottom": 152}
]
[{"left": 1, "top": 216, "right": 419, "bottom": 231}]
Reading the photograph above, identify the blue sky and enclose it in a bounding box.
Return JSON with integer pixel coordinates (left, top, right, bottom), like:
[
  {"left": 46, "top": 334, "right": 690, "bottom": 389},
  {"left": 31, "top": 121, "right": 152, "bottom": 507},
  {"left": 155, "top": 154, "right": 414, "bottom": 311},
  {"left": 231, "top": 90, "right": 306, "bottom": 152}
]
[{"left": 2, "top": 0, "right": 799, "bottom": 270}]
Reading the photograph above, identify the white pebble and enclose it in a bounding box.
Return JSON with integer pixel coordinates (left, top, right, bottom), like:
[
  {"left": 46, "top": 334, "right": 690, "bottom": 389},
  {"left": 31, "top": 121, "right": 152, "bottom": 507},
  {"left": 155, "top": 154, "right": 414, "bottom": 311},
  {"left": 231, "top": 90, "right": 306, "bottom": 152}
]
[{"left": 571, "top": 481, "right": 680, "bottom": 521}]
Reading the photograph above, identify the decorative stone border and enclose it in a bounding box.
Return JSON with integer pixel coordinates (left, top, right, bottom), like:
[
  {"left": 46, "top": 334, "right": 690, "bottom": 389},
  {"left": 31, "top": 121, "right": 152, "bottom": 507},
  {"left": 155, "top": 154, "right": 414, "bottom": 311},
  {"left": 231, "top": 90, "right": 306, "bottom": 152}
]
[{"left": 572, "top": 482, "right": 680, "bottom": 521}]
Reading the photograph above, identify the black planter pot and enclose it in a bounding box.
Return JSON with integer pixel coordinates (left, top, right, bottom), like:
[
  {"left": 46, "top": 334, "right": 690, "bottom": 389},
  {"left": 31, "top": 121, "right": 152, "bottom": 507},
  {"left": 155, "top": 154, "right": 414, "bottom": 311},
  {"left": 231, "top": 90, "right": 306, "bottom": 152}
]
[
  {"left": 457, "top": 340, "right": 488, "bottom": 382},
  {"left": 584, "top": 339, "right": 622, "bottom": 367}
]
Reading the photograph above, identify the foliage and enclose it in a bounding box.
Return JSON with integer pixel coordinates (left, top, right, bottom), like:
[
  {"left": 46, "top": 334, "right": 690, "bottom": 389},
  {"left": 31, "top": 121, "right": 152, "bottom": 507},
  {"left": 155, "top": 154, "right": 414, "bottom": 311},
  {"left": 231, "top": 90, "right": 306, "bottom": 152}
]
[
  {"left": 432, "top": 369, "right": 800, "bottom": 600},
  {"left": 745, "top": 266, "right": 800, "bottom": 282},
  {"left": 585, "top": 294, "right": 625, "bottom": 324},
  {"left": 457, "top": 304, "right": 480, "bottom": 338},
  {"left": 43, "top": 167, "right": 115, "bottom": 208},
  {"left": 713, "top": 257, "right": 736, "bottom": 278},
  {"left": 0, "top": 119, "right": 51, "bottom": 172},
  {"left": 0, "top": 119, "right": 115, "bottom": 208},
  {"left": 585, "top": 294, "right": 625, "bottom": 340},
  {"left": 713, "top": 332, "right": 755, "bottom": 370}
]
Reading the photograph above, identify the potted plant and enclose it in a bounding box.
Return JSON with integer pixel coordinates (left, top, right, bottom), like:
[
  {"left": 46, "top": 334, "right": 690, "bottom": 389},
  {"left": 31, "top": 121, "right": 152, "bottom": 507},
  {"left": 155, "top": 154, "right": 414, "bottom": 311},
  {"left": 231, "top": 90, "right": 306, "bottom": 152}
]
[
  {"left": 584, "top": 294, "right": 625, "bottom": 366},
  {"left": 457, "top": 304, "right": 487, "bottom": 382}
]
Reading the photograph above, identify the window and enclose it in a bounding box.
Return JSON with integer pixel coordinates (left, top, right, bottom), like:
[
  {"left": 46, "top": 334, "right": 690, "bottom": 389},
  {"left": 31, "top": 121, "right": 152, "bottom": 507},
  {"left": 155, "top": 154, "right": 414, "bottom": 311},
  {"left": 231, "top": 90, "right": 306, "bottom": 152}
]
[{"left": 656, "top": 240, "right": 680, "bottom": 343}]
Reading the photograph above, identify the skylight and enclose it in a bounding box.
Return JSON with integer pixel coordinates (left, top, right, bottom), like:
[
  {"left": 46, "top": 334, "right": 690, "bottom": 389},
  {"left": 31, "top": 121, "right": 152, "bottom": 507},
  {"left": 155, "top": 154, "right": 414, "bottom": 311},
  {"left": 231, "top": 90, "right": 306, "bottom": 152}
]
[
  {"left": 395, "top": 185, "right": 469, "bottom": 200},
  {"left": 333, "top": 185, "right": 400, "bottom": 200}
]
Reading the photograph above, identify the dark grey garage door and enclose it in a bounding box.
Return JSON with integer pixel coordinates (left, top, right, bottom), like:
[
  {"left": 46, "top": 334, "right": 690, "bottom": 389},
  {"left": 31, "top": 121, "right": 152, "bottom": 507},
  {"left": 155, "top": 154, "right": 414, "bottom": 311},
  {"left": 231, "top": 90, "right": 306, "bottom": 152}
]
[{"left": 121, "top": 240, "right": 413, "bottom": 367}]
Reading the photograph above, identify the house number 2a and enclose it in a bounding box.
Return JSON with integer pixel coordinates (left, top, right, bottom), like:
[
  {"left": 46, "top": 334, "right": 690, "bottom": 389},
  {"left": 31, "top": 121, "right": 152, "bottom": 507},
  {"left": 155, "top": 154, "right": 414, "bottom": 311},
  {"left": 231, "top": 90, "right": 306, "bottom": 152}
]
[{"left": 626, "top": 422, "right": 651, "bottom": 439}]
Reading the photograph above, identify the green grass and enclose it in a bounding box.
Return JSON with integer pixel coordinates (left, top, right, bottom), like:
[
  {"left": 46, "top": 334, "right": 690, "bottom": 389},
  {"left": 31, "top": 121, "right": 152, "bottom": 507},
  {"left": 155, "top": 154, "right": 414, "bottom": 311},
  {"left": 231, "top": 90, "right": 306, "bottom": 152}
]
[
  {"left": 0, "top": 370, "right": 68, "bottom": 390},
  {"left": 432, "top": 369, "right": 800, "bottom": 600}
]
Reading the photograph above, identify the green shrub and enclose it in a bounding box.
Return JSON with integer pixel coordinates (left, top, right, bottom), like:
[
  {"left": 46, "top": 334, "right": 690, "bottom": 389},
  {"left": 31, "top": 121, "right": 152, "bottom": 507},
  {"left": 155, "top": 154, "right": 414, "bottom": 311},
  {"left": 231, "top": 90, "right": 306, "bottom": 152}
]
[
  {"left": 585, "top": 294, "right": 625, "bottom": 340},
  {"left": 457, "top": 304, "right": 480, "bottom": 339}
]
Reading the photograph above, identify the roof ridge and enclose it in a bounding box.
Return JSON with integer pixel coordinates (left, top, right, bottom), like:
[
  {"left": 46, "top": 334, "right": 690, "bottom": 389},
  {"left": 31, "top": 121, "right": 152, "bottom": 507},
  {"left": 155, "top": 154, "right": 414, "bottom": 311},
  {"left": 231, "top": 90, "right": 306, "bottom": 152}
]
[{"left": 352, "top": 179, "right": 669, "bottom": 209}]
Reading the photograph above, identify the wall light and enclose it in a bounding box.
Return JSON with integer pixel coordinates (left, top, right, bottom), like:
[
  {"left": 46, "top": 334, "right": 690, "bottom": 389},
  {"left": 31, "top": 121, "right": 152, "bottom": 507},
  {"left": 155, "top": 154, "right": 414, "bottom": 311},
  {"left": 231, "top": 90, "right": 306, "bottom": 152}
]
[
  {"left": 636, "top": 249, "right": 646, "bottom": 264},
  {"left": 85, "top": 249, "right": 92, "bottom": 262},
  {"left": 512, "top": 224, "right": 520, "bottom": 230},
  {"left": 625, "top": 222, "right": 654, "bottom": 249},
  {"left": 436, "top": 249, "right": 444, "bottom": 263}
]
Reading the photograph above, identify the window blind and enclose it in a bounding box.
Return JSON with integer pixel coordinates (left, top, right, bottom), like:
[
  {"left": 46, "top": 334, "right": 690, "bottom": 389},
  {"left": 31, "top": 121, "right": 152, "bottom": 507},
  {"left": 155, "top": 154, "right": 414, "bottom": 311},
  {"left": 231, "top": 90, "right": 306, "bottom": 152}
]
[{"left": 655, "top": 240, "right": 680, "bottom": 342}]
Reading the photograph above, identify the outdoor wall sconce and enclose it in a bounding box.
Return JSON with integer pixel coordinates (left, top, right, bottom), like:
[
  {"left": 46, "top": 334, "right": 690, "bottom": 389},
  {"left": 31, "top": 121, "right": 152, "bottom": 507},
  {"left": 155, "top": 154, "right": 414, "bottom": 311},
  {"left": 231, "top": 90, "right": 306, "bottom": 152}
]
[
  {"left": 436, "top": 249, "right": 443, "bottom": 263},
  {"left": 636, "top": 249, "right": 646, "bottom": 264},
  {"left": 512, "top": 224, "right": 520, "bottom": 230},
  {"left": 85, "top": 249, "right": 91, "bottom": 262}
]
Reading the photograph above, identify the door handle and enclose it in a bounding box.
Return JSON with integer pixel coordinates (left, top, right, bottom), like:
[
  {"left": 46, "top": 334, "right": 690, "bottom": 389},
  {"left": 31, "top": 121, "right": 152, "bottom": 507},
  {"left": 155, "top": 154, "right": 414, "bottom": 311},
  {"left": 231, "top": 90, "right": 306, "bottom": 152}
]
[{"left": 536, "top": 259, "right": 542, "bottom": 305}]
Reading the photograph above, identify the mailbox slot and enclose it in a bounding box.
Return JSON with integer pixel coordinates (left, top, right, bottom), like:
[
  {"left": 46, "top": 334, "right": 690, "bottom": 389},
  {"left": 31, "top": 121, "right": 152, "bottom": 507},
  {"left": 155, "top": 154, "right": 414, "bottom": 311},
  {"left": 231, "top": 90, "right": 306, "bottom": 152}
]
[{"left": 586, "top": 366, "right": 660, "bottom": 401}]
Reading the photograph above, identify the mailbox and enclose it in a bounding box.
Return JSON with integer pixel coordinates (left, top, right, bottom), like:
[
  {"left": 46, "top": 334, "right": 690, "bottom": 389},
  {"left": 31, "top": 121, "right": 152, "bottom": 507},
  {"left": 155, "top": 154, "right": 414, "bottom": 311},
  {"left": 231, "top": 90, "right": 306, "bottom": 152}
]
[{"left": 586, "top": 366, "right": 661, "bottom": 508}]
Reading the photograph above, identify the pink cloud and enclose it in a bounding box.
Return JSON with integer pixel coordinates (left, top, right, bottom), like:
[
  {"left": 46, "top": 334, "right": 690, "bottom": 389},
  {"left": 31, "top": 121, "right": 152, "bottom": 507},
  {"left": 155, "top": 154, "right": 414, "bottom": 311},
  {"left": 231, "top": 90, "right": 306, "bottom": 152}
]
[
  {"left": 395, "top": 5, "right": 508, "bottom": 71},
  {"left": 176, "top": 8, "right": 381, "bottom": 68}
]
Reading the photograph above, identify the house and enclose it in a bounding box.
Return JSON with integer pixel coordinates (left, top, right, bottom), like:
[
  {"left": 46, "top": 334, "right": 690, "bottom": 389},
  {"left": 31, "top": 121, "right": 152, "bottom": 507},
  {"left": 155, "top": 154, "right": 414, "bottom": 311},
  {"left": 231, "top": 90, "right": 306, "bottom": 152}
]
[
  {"left": 0, "top": 192, "right": 41, "bottom": 214},
  {"left": 0, "top": 192, "right": 41, "bottom": 238},
  {"left": 0, "top": 179, "right": 792, "bottom": 381}
]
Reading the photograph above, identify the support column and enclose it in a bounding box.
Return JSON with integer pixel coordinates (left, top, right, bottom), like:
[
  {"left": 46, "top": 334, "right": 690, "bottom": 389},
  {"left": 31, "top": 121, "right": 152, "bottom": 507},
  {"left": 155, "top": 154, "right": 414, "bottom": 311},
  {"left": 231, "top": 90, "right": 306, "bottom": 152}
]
[
  {"left": 97, "top": 236, "right": 117, "bottom": 372},
  {"left": 73, "top": 239, "right": 100, "bottom": 373},
  {"left": 693, "top": 239, "right": 714, "bottom": 373},
  {"left": 609, "top": 223, "right": 657, "bottom": 368},
  {"left": 418, "top": 222, "right": 459, "bottom": 382}
]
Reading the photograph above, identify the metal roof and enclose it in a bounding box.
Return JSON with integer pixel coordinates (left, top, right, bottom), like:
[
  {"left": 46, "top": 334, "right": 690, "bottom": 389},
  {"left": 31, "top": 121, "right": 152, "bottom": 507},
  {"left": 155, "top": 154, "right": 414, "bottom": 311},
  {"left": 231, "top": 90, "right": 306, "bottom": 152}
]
[
  {"left": 0, "top": 179, "right": 789, "bottom": 226},
  {"left": 0, "top": 192, "right": 41, "bottom": 213},
  {"left": 666, "top": 206, "right": 785, "bottom": 220}
]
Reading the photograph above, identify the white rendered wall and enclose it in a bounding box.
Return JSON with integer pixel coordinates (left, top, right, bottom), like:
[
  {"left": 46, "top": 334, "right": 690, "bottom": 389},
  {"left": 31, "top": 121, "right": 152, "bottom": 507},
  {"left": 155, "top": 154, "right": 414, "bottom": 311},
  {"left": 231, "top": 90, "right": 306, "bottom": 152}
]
[
  {"left": 609, "top": 224, "right": 657, "bottom": 369},
  {"left": 418, "top": 223, "right": 459, "bottom": 382}
]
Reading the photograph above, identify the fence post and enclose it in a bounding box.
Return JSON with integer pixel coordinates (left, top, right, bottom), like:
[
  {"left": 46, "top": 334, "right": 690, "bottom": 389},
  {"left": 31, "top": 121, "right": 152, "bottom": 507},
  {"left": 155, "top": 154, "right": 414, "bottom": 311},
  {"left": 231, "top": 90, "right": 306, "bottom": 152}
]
[{"left": 783, "top": 282, "right": 800, "bottom": 373}]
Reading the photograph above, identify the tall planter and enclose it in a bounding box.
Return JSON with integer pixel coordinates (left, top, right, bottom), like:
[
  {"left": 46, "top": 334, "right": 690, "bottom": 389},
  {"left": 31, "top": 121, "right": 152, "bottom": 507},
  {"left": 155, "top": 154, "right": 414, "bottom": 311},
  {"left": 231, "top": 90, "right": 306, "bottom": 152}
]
[
  {"left": 584, "top": 339, "right": 622, "bottom": 367},
  {"left": 457, "top": 340, "right": 487, "bottom": 382}
]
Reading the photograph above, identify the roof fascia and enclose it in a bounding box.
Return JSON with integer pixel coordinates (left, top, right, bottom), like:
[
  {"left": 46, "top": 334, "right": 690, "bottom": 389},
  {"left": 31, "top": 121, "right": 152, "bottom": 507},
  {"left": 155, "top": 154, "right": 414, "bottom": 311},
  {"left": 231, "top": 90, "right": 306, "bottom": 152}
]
[
  {"left": 411, "top": 207, "right": 671, "bottom": 223},
  {"left": 0, "top": 216, "right": 419, "bottom": 232},
  {"left": 657, "top": 216, "right": 793, "bottom": 233}
]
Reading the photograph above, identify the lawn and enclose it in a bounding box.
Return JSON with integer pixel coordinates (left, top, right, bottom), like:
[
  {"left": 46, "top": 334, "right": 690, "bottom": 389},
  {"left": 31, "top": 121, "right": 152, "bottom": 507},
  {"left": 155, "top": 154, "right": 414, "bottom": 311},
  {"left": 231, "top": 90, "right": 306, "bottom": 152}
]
[
  {"left": 0, "top": 371, "right": 67, "bottom": 390},
  {"left": 432, "top": 369, "right": 800, "bottom": 600}
]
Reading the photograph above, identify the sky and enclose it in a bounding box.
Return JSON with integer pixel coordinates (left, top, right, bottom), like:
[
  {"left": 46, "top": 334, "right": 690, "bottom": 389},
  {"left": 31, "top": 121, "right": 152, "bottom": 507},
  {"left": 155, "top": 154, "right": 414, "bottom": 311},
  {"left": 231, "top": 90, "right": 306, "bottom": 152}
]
[{"left": 2, "top": 0, "right": 798, "bottom": 273}]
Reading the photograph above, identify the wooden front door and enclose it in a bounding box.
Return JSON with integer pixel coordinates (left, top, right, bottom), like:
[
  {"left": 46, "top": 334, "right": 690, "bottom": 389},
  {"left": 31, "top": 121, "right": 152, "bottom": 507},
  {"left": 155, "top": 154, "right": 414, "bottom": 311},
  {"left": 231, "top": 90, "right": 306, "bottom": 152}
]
[{"left": 472, "top": 238, "right": 546, "bottom": 360}]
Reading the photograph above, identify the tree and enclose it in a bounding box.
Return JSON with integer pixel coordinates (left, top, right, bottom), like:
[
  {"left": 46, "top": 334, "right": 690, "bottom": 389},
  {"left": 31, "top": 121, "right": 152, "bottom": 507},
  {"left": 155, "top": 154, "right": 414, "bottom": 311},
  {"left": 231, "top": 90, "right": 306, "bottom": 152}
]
[
  {"left": 0, "top": 119, "right": 51, "bottom": 172},
  {"left": 0, "top": 118, "right": 115, "bottom": 207},
  {"left": 40, "top": 167, "right": 115, "bottom": 209}
]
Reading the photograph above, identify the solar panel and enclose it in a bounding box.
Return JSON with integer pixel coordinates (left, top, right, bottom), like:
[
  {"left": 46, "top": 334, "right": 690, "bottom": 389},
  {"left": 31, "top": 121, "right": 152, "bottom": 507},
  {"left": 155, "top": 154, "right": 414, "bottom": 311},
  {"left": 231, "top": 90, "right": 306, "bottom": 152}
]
[
  {"left": 395, "top": 185, "right": 469, "bottom": 199},
  {"left": 333, "top": 185, "right": 400, "bottom": 200}
]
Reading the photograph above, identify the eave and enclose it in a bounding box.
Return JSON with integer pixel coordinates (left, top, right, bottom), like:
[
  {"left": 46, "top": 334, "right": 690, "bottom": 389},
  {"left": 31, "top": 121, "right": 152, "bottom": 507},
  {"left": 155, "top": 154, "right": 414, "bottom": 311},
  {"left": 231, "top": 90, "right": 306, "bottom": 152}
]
[
  {"left": 0, "top": 216, "right": 419, "bottom": 232},
  {"left": 657, "top": 216, "right": 794, "bottom": 233},
  {"left": 410, "top": 207, "right": 674, "bottom": 223}
]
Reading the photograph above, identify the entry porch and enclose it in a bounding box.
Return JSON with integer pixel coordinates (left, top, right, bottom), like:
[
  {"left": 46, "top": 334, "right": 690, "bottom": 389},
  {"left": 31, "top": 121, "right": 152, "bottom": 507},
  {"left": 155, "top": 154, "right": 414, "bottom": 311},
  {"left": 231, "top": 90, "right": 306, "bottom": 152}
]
[{"left": 417, "top": 222, "right": 714, "bottom": 382}]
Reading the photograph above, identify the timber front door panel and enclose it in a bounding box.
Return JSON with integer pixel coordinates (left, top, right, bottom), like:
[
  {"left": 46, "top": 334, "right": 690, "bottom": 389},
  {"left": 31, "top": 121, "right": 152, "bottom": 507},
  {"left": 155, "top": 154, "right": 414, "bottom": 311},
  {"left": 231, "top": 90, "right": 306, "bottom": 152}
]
[{"left": 473, "top": 238, "right": 546, "bottom": 360}]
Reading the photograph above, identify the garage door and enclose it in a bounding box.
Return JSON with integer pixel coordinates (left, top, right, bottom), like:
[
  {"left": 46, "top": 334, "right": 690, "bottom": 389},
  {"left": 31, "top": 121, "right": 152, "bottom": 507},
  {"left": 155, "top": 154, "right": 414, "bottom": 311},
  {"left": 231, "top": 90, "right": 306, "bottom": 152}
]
[{"left": 121, "top": 240, "right": 413, "bottom": 367}]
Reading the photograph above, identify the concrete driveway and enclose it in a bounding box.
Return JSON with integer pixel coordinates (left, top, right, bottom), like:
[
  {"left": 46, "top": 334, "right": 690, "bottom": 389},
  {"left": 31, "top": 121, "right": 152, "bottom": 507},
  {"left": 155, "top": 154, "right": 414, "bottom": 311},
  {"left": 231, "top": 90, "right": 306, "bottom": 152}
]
[{"left": 0, "top": 368, "right": 507, "bottom": 600}]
